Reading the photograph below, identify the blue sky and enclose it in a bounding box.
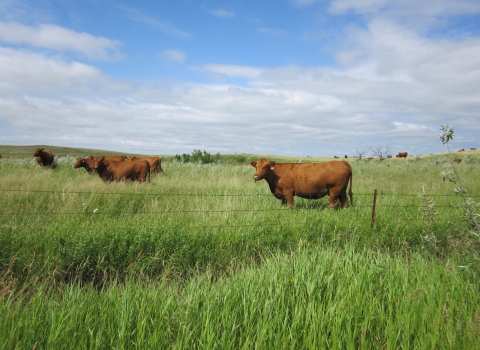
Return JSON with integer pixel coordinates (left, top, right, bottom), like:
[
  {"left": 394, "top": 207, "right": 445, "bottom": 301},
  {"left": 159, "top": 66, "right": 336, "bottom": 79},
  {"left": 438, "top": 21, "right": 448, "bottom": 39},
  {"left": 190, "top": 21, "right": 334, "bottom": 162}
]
[{"left": 1, "top": 0, "right": 480, "bottom": 157}]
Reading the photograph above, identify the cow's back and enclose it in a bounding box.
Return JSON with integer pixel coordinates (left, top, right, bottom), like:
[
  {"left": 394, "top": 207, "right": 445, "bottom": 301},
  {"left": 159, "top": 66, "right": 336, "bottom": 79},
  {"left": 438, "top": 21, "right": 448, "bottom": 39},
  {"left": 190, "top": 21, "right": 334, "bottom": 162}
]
[
  {"left": 101, "top": 159, "right": 150, "bottom": 182},
  {"left": 276, "top": 161, "right": 351, "bottom": 190}
]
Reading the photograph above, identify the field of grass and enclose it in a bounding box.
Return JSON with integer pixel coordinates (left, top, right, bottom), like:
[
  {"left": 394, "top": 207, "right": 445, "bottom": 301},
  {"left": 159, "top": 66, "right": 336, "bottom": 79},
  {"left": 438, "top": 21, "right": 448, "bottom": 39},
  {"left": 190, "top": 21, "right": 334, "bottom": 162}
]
[{"left": 1, "top": 146, "right": 480, "bottom": 349}]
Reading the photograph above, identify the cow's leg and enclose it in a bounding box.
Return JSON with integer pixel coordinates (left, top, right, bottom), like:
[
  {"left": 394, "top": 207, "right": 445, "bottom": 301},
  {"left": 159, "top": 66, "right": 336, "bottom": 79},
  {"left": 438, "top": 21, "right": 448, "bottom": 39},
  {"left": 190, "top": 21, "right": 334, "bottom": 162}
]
[
  {"left": 284, "top": 191, "right": 295, "bottom": 208},
  {"left": 339, "top": 192, "right": 348, "bottom": 208},
  {"left": 328, "top": 193, "right": 340, "bottom": 209},
  {"left": 280, "top": 198, "right": 287, "bottom": 205}
]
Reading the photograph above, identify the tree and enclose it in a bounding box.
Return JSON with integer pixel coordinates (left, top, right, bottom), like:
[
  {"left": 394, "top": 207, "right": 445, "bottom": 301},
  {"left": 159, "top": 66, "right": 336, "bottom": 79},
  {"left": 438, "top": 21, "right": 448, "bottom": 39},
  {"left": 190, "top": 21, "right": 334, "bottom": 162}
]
[
  {"left": 354, "top": 149, "right": 367, "bottom": 160},
  {"left": 370, "top": 145, "right": 391, "bottom": 161}
]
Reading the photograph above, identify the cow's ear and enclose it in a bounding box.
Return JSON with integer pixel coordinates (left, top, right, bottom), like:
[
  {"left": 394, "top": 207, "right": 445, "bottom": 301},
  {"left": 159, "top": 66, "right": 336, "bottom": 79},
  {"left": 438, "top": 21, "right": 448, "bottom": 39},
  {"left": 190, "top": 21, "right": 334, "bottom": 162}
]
[
  {"left": 269, "top": 161, "right": 276, "bottom": 169},
  {"left": 250, "top": 161, "right": 257, "bottom": 167}
]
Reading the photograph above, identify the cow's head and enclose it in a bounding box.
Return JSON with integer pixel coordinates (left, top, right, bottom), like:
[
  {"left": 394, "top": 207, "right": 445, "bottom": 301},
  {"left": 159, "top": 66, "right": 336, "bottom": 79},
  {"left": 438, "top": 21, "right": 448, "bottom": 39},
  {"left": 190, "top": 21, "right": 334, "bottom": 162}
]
[
  {"left": 33, "top": 148, "right": 44, "bottom": 157},
  {"left": 73, "top": 157, "right": 85, "bottom": 168},
  {"left": 250, "top": 158, "right": 276, "bottom": 181}
]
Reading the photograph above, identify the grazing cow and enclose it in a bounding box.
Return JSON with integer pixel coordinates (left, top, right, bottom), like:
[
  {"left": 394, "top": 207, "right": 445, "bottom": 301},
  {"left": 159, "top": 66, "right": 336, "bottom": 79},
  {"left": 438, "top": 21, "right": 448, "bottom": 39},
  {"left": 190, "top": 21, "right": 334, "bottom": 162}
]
[
  {"left": 367, "top": 157, "right": 374, "bottom": 161},
  {"left": 250, "top": 158, "right": 353, "bottom": 209},
  {"left": 33, "top": 148, "right": 54, "bottom": 167},
  {"left": 334, "top": 156, "right": 339, "bottom": 159},
  {"left": 470, "top": 148, "right": 477, "bottom": 151},
  {"left": 95, "top": 157, "right": 150, "bottom": 183},
  {"left": 396, "top": 152, "right": 408, "bottom": 158},
  {"left": 128, "top": 156, "right": 164, "bottom": 175},
  {"left": 454, "top": 159, "right": 462, "bottom": 164},
  {"left": 458, "top": 149, "right": 465, "bottom": 152}
]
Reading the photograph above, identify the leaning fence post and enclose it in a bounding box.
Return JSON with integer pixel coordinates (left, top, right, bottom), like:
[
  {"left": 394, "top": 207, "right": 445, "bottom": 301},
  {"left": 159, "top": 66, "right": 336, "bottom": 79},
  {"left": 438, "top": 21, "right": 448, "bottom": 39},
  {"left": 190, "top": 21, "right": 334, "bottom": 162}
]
[{"left": 371, "top": 188, "right": 377, "bottom": 228}]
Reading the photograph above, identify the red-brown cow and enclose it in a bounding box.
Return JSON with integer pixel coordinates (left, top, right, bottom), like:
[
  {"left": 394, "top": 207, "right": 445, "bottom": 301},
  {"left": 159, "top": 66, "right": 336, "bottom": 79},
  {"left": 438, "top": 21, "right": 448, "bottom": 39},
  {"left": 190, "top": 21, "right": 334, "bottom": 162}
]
[
  {"left": 396, "top": 152, "right": 408, "bottom": 158},
  {"left": 95, "top": 157, "right": 150, "bottom": 183},
  {"left": 454, "top": 159, "right": 462, "bottom": 164},
  {"left": 128, "top": 156, "right": 164, "bottom": 175},
  {"left": 74, "top": 155, "right": 126, "bottom": 174},
  {"left": 250, "top": 158, "right": 353, "bottom": 209},
  {"left": 33, "top": 148, "right": 54, "bottom": 167},
  {"left": 74, "top": 157, "right": 97, "bottom": 174}
]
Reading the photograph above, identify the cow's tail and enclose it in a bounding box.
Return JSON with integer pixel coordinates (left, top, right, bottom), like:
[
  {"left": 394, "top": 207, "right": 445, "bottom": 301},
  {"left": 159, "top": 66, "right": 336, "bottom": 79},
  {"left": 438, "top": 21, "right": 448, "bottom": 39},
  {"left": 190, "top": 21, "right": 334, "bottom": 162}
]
[
  {"left": 348, "top": 170, "right": 353, "bottom": 206},
  {"left": 344, "top": 161, "right": 353, "bottom": 206}
]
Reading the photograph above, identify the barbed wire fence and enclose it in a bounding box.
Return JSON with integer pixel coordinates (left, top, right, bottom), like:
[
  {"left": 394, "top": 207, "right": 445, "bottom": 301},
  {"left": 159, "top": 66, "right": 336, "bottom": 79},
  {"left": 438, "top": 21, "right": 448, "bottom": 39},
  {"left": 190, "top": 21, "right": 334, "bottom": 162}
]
[{"left": 2, "top": 188, "right": 476, "bottom": 229}]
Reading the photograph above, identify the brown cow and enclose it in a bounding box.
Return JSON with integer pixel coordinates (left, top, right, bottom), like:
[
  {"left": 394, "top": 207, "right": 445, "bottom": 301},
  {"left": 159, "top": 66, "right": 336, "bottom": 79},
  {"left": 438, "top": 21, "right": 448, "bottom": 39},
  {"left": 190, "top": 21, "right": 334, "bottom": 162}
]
[
  {"left": 396, "top": 152, "right": 408, "bottom": 158},
  {"left": 334, "top": 156, "right": 339, "bottom": 158},
  {"left": 470, "top": 148, "right": 477, "bottom": 151},
  {"left": 74, "top": 155, "right": 126, "bottom": 174},
  {"left": 33, "top": 148, "right": 54, "bottom": 167},
  {"left": 74, "top": 157, "right": 97, "bottom": 174},
  {"left": 454, "top": 159, "right": 462, "bottom": 164},
  {"left": 250, "top": 158, "right": 353, "bottom": 209},
  {"left": 128, "top": 156, "right": 164, "bottom": 175},
  {"left": 367, "top": 157, "right": 374, "bottom": 161},
  {"left": 95, "top": 157, "right": 150, "bottom": 182},
  {"left": 458, "top": 149, "right": 465, "bottom": 152}
]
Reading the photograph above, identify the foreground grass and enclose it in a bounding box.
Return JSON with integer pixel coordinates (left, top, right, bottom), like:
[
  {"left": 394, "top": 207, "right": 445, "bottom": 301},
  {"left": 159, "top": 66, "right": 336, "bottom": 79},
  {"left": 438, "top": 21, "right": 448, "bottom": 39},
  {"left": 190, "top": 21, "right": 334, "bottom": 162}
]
[
  {"left": 1, "top": 152, "right": 480, "bottom": 348},
  {"left": 2, "top": 246, "right": 479, "bottom": 349}
]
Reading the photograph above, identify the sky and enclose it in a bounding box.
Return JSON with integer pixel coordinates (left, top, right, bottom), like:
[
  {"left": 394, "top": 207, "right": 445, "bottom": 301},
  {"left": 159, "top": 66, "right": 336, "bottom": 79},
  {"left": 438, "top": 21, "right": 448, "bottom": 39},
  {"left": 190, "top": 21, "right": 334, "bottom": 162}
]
[{"left": 1, "top": 0, "right": 480, "bottom": 157}]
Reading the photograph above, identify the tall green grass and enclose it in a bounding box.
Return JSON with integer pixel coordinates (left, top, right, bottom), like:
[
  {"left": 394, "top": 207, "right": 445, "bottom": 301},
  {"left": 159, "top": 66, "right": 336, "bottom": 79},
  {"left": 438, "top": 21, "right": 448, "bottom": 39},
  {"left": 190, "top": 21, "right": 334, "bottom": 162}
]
[
  {"left": 2, "top": 247, "right": 479, "bottom": 349},
  {"left": 1, "top": 154, "right": 480, "bottom": 348}
]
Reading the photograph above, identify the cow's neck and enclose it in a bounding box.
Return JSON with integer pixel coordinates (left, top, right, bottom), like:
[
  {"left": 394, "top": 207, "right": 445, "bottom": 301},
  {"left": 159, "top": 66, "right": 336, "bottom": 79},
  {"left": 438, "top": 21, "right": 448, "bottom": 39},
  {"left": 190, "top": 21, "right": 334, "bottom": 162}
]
[{"left": 264, "top": 172, "right": 280, "bottom": 194}]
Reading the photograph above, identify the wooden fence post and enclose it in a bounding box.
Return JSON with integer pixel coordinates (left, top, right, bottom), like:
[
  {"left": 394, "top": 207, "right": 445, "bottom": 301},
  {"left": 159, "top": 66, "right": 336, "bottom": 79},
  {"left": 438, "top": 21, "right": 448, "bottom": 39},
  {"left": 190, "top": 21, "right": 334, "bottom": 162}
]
[{"left": 371, "top": 188, "right": 377, "bottom": 228}]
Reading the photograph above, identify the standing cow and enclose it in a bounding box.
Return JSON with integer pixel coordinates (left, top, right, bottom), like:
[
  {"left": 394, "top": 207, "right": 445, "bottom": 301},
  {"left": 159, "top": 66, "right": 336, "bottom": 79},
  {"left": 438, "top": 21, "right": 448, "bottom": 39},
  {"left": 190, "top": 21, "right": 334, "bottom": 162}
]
[
  {"left": 33, "top": 148, "right": 54, "bottom": 167},
  {"left": 127, "top": 156, "right": 164, "bottom": 175},
  {"left": 95, "top": 157, "right": 150, "bottom": 183},
  {"left": 396, "top": 152, "right": 408, "bottom": 158},
  {"left": 74, "top": 157, "right": 97, "bottom": 174},
  {"left": 74, "top": 155, "right": 126, "bottom": 174},
  {"left": 250, "top": 158, "right": 353, "bottom": 208}
]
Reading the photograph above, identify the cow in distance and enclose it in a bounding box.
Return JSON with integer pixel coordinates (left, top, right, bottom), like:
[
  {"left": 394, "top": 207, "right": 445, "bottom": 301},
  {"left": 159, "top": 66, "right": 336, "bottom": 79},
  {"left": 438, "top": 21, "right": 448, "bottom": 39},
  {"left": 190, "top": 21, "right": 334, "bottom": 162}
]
[
  {"left": 74, "top": 157, "right": 97, "bottom": 174},
  {"left": 396, "top": 152, "right": 408, "bottom": 158},
  {"left": 127, "top": 156, "right": 164, "bottom": 175},
  {"left": 94, "top": 157, "right": 150, "bottom": 183},
  {"left": 74, "top": 155, "right": 127, "bottom": 174},
  {"left": 33, "top": 148, "right": 54, "bottom": 167},
  {"left": 250, "top": 158, "right": 353, "bottom": 209}
]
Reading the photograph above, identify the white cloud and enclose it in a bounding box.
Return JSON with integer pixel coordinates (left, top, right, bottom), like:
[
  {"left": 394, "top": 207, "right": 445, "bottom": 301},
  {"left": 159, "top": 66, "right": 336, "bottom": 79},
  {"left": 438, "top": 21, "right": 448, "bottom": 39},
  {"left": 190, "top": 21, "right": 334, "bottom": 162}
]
[
  {"left": 202, "top": 64, "right": 264, "bottom": 78},
  {"left": 120, "top": 6, "right": 193, "bottom": 39},
  {"left": 210, "top": 9, "right": 235, "bottom": 18},
  {"left": 329, "top": 0, "right": 480, "bottom": 19},
  {"left": 0, "top": 22, "right": 122, "bottom": 60},
  {"left": 159, "top": 49, "right": 186, "bottom": 63},
  {"left": 257, "top": 27, "right": 288, "bottom": 38}
]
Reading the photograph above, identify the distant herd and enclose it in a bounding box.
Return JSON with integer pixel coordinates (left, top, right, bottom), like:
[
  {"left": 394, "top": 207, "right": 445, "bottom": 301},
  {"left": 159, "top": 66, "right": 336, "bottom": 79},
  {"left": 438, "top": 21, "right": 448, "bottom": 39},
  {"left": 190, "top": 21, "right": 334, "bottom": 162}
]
[{"left": 1, "top": 146, "right": 477, "bottom": 209}]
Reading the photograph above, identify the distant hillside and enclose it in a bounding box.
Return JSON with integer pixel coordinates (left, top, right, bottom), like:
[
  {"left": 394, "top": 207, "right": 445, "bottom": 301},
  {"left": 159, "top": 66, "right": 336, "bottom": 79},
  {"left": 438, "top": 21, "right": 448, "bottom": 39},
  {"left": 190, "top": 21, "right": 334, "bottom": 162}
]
[{"left": 0, "top": 145, "right": 143, "bottom": 159}]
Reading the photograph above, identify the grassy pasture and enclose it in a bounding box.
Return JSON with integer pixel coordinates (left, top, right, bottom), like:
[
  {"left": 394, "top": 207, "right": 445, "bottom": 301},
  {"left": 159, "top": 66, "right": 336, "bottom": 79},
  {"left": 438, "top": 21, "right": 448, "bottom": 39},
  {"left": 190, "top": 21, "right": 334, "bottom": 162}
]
[{"left": 1, "top": 148, "right": 480, "bottom": 349}]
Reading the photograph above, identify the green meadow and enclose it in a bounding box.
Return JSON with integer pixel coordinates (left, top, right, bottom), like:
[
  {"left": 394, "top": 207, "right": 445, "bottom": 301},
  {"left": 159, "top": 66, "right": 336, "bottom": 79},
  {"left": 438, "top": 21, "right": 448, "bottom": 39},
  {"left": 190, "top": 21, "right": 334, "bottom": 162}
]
[{"left": 1, "top": 147, "right": 479, "bottom": 349}]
